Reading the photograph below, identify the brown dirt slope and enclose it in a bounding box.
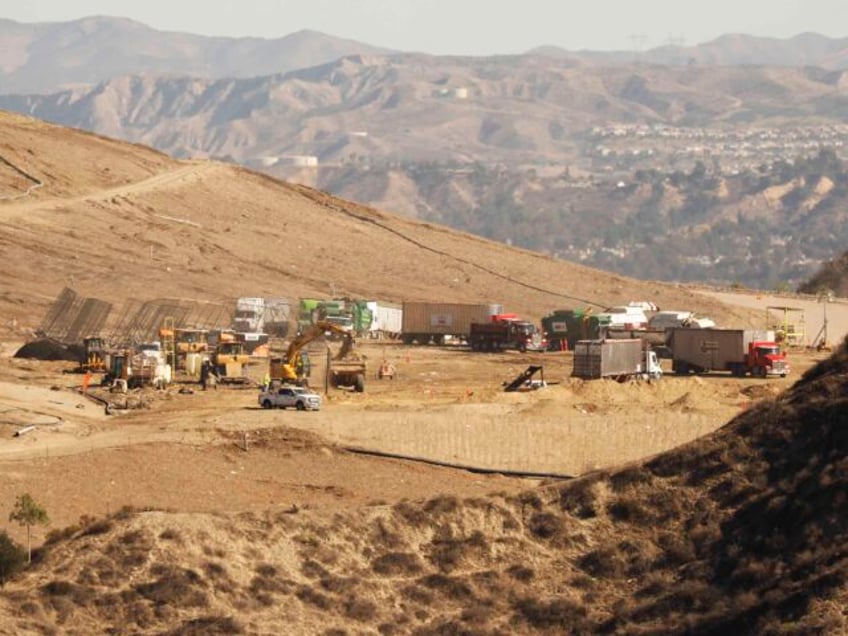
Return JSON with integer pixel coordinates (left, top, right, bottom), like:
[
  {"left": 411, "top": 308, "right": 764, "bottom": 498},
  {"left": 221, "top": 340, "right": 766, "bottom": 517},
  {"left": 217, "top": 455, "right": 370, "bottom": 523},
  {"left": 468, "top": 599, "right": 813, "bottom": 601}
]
[
  {"left": 0, "top": 110, "right": 753, "bottom": 337},
  {"left": 1, "top": 338, "right": 844, "bottom": 635}
]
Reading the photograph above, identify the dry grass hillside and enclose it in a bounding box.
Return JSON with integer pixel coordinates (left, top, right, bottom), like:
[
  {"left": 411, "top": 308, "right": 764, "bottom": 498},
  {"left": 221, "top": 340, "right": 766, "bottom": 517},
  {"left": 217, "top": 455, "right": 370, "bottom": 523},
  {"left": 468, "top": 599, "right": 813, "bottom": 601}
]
[
  {"left": 0, "top": 110, "right": 753, "bottom": 337},
  {"left": 0, "top": 339, "right": 844, "bottom": 635}
]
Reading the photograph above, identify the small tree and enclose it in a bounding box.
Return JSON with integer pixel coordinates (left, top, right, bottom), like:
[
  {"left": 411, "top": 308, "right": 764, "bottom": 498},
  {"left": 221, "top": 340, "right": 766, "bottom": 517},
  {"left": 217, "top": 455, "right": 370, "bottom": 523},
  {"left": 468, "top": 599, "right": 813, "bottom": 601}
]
[
  {"left": 9, "top": 493, "right": 49, "bottom": 564},
  {"left": 0, "top": 531, "right": 26, "bottom": 587}
]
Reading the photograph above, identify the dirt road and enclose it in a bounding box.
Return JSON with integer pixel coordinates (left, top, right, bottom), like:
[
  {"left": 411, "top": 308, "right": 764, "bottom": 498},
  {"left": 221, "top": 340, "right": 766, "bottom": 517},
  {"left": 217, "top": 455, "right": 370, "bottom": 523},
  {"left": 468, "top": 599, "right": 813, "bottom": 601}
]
[{"left": 697, "top": 289, "right": 848, "bottom": 347}]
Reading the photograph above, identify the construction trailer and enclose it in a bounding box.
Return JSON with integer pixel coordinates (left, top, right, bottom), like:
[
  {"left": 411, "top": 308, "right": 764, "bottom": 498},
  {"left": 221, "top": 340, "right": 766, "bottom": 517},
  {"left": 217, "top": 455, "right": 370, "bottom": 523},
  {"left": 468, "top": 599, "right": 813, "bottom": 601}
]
[{"left": 401, "top": 302, "right": 502, "bottom": 345}]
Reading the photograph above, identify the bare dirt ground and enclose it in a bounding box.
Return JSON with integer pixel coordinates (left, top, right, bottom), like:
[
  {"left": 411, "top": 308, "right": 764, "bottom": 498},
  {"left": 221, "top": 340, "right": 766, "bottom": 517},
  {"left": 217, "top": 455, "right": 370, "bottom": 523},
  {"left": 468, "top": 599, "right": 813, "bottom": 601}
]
[{"left": 0, "top": 341, "right": 825, "bottom": 553}]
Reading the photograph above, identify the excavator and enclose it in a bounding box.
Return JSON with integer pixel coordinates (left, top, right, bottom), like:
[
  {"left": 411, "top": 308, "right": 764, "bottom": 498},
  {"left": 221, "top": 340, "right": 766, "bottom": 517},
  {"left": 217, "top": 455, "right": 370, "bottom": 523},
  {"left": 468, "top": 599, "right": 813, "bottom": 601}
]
[{"left": 269, "top": 320, "right": 366, "bottom": 392}]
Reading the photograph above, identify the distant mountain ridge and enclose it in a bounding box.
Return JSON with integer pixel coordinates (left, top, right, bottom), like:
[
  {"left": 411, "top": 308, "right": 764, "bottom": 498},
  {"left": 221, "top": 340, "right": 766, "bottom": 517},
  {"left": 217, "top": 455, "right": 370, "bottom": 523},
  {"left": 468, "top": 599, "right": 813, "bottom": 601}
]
[
  {"left": 2, "top": 54, "right": 845, "bottom": 164},
  {"left": 1, "top": 17, "right": 847, "bottom": 96},
  {"left": 0, "top": 16, "right": 392, "bottom": 94},
  {"left": 531, "top": 32, "right": 848, "bottom": 69}
]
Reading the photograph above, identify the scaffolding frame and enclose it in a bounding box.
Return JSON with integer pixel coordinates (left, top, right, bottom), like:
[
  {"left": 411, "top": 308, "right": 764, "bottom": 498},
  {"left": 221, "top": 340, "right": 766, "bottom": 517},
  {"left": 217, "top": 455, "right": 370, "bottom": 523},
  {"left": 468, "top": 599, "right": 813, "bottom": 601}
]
[{"left": 765, "top": 306, "right": 806, "bottom": 349}]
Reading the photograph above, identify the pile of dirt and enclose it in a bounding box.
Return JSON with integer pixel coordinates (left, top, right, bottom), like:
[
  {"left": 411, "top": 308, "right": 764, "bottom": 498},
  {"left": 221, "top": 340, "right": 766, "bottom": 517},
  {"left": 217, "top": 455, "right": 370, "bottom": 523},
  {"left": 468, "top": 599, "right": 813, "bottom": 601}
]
[
  {"left": 1, "top": 338, "right": 844, "bottom": 634},
  {"left": 13, "top": 339, "right": 80, "bottom": 362}
]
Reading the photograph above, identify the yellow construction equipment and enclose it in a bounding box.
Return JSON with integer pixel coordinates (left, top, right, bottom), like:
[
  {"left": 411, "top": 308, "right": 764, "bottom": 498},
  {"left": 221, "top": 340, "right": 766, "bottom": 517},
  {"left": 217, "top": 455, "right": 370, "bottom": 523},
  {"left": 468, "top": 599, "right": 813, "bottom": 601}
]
[
  {"left": 766, "top": 306, "right": 806, "bottom": 350},
  {"left": 270, "top": 321, "right": 366, "bottom": 392}
]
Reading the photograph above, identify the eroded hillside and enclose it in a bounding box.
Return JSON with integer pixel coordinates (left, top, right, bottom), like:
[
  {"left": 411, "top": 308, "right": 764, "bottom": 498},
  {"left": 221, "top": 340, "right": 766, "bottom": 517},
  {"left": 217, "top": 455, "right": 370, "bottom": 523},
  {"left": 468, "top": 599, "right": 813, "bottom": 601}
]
[{"left": 0, "top": 111, "right": 751, "bottom": 337}]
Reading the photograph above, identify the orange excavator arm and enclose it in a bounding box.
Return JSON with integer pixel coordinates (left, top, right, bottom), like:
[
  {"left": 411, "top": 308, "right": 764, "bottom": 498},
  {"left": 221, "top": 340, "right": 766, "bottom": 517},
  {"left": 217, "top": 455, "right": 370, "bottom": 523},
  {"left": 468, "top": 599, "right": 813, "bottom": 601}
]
[{"left": 282, "top": 320, "right": 355, "bottom": 373}]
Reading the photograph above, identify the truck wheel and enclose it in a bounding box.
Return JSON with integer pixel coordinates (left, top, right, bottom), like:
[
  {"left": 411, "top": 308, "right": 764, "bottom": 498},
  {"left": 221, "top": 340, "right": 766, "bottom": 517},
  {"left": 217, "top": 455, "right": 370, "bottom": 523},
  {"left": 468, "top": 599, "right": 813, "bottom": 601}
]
[
  {"left": 262, "top": 399, "right": 273, "bottom": 409},
  {"left": 519, "top": 343, "right": 527, "bottom": 353},
  {"left": 354, "top": 374, "right": 365, "bottom": 393},
  {"left": 296, "top": 401, "right": 306, "bottom": 411}
]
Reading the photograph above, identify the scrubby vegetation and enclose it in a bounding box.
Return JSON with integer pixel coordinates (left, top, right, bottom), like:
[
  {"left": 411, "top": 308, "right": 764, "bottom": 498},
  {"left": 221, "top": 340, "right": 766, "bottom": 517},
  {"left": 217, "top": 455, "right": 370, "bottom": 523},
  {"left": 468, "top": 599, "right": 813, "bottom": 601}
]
[
  {"left": 798, "top": 248, "right": 848, "bottom": 297},
  {"left": 0, "top": 339, "right": 845, "bottom": 633}
]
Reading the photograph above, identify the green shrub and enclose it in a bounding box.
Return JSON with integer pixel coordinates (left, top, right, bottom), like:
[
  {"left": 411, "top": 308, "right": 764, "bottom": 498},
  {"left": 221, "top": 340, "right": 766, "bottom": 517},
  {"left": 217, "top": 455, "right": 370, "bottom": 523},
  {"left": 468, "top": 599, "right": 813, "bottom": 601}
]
[{"left": 0, "top": 531, "right": 27, "bottom": 587}]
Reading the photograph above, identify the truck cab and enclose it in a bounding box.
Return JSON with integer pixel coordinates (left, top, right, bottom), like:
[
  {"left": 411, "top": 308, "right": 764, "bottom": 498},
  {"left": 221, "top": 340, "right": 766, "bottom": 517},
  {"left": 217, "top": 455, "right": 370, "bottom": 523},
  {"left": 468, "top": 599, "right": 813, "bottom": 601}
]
[
  {"left": 746, "top": 341, "right": 789, "bottom": 377},
  {"left": 643, "top": 349, "right": 663, "bottom": 380}
]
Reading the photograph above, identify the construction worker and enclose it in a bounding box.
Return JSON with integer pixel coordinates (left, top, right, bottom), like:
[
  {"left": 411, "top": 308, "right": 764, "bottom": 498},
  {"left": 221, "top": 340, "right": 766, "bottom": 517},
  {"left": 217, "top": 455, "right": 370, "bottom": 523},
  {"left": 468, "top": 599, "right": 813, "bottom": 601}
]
[
  {"left": 82, "top": 370, "right": 92, "bottom": 394},
  {"left": 200, "top": 361, "right": 210, "bottom": 391},
  {"left": 262, "top": 371, "right": 271, "bottom": 392}
]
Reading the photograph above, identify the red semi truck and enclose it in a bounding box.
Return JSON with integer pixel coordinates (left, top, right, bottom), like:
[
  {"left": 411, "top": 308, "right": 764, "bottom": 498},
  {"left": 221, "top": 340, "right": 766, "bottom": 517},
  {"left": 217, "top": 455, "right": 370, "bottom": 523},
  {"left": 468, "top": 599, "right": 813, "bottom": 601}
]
[
  {"left": 669, "top": 328, "right": 789, "bottom": 377},
  {"left": 469, "top": 314, "right": 545, "bottom": 352}
]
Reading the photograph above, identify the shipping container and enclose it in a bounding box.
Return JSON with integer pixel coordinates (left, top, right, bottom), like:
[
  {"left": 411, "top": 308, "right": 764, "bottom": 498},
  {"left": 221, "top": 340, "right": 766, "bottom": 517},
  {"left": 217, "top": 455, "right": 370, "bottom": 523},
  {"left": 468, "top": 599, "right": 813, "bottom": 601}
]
[
  {"left": 572, "top": 339, "right": 644, "bottom": 379},
  {"left": 401, "top": 302, "right": 502, "bottom": 344}
]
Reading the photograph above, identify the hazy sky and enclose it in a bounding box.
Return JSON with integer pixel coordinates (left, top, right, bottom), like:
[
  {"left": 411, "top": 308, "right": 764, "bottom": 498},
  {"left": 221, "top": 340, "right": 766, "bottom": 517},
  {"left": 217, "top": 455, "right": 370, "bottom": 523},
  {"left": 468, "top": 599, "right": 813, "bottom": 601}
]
[{"left": 6, "top": 0, "right": 847, "bottom": 54}]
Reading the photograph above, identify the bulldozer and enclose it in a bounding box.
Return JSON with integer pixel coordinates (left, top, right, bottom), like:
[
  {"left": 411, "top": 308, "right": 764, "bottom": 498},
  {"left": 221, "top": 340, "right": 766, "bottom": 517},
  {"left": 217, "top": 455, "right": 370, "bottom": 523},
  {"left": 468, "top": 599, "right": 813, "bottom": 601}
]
[
  {"left": 270, "top": 320, "right": 366, "bottom": 392},
  {"left": 210, "top": 340, "right": 251, "bottom": 384},
  {"left": 79, "top": 336, "right": 108, "bottom": 373}
]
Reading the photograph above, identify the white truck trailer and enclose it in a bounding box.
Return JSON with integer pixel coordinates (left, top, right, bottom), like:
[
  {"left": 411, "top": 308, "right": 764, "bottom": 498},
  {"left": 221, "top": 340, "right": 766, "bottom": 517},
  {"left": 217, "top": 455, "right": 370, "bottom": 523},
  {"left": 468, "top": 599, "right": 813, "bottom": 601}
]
[
  {"left": 572, "top": 339, "right": 662, "bottom": 380},
  {"left": 366, "top": 301, "right": 403, "bottom": 339}
]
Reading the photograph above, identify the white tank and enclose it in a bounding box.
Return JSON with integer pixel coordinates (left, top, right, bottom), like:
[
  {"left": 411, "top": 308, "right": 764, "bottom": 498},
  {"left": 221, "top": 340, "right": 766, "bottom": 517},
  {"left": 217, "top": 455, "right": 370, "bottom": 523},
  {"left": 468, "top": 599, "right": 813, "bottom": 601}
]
[{"left": 185, "top": 353, "right": 202, "bottom": 377}]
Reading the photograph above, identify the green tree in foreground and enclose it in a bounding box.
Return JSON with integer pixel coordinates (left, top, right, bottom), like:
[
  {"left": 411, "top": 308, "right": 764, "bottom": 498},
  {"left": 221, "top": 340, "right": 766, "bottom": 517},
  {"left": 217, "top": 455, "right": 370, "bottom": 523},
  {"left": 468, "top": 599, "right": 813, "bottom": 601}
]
[
  {"left": 9, "top": 493, "right": 49, "bottom": 564},
  {"left": 0, "top": 531, "right": 26, "bottom": 587}
]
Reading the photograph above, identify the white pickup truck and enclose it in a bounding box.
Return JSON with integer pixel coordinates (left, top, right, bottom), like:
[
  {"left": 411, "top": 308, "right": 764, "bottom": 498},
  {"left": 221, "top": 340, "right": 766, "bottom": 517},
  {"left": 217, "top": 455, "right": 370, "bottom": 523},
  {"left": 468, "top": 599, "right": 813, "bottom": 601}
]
[{"left": 258, "top": 386, "right": 322, "bottom": 411}]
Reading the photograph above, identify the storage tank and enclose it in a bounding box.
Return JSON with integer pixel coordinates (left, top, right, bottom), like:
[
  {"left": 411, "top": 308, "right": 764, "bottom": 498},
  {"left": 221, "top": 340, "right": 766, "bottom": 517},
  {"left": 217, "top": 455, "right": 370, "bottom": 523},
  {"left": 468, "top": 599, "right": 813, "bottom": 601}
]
[{"left": 185, "top": 353, "right": 203, "bottom": 378}]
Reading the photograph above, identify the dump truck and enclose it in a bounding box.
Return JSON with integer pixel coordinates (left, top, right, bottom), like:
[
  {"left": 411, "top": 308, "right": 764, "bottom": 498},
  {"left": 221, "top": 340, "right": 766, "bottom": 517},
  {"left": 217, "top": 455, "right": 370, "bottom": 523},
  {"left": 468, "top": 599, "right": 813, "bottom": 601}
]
[
  {"left": 401, "top": 302, "right": 502, "bottom": 345},
  {"left": 210, "top": 341, "right": 252, "bottom": 384},
  {"left": 572, "top": 339, "right": 662, "bottom": 380},
  {"left": 669, "top": 328, "right": 789, "bottom": 377},
  {"left": 469, "top": 314, "right": 545, "bottom": 352},
  {"left": 233, "top": 297, "right": 292, "bottom": 337},
  {"left": 107, "top": 342, "right": 172, "bottom": 389}
]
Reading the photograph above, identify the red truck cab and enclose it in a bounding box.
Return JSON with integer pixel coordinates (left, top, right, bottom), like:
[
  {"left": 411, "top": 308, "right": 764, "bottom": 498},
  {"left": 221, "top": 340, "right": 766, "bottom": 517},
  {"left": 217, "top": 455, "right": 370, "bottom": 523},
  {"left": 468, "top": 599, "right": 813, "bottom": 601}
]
[
  {"left": 745, "top": 341, "right": 789, "bottom": 377},
  {"left": 470, "top": 314, "right": 546, "bottom": 352}
]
